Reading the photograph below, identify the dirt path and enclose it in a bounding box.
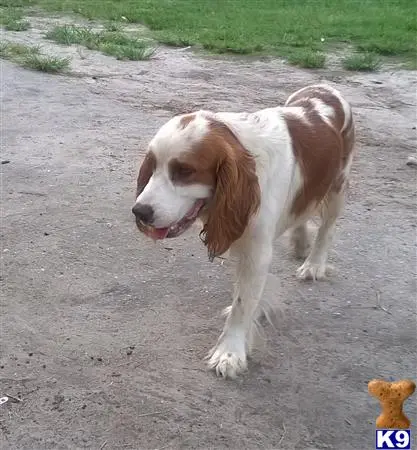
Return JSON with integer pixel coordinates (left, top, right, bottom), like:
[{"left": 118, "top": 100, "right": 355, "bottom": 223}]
[{"left": 1, "top": 19, "right": 416, "bottom": 450}]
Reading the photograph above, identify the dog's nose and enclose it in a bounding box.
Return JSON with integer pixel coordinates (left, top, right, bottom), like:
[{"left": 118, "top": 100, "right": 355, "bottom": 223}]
[{"left": 132, "top": 203, "right": 154, "bottom": 224}]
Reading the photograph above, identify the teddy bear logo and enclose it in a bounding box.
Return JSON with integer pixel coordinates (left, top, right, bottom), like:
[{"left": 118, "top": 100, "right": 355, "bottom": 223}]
[{"left": 368, "top": 379, "right": 416, "bottom": 429}]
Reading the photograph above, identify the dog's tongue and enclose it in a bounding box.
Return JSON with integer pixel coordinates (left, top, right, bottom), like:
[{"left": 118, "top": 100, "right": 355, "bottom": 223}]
[{"left": 146, "top": 226, "right": 169, "bottom": 240}]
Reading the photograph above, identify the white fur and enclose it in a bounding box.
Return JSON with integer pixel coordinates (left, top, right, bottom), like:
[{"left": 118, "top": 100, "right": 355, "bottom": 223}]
[{"left": 134, "top": 84, "right": 354, "bottom": 379}]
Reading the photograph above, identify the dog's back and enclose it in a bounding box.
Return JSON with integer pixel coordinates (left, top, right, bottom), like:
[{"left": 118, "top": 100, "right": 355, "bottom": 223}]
[{"left": 283, "top": 84, "right": 355, "bottom": 217}]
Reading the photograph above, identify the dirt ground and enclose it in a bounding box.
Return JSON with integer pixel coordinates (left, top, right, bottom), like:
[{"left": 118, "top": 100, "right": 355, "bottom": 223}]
[{"left": 1, "top": 18, "right": 417, "bottom": 450}]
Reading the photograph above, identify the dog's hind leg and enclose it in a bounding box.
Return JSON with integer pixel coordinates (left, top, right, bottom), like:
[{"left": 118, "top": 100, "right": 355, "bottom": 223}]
[
  {"left": 296, "top": 188, "right": 345, "bottom": 281},
  {"left": 291, "top": 223, "right": 311, "bottom": 259}
]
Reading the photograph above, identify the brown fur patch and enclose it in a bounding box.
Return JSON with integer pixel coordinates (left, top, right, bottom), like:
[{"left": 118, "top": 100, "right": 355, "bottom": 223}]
[
  {"left": 168, "top": 154, "right": 216, "bottom": 187},
  {"left": 286, "top": 86, "right": 346, "bottom": 131},
  {"left": 285, "top": 111, "right": 342, "bottom": 216},
  {"left": 175, "top": 119, "right": 260, "bottom": 258},
  {"left": 285, "top": 87, "right": 355, "bottom": 215},
  {"left": 136, "top": 151, "right": 156, "bottom": 198}
]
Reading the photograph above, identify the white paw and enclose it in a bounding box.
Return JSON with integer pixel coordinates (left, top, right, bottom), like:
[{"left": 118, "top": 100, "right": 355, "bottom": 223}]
[
  {"left": 296, "top": 260, "right": 331, "bottom": 280},
  {"left": 207, "top": 336, "right": 247, "bottom": 379}
]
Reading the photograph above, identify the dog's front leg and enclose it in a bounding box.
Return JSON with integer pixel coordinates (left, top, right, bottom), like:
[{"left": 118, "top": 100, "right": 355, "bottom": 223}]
[{"left": 207, "top": 233, "right": 273, "bottom": 379}]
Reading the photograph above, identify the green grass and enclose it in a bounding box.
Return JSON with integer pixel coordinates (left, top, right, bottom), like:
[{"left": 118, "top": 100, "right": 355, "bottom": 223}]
[
  {"left": 0, "top": 41, "right": 40, "bottom": 58},
  {"left": 104, "top": 21, "right": 123, "bottom": 32},
  {"left": 22, "top": 53, "right": 71, "bottom": 72},
  {"left": 0, "top": 7, "right": 30, "bottom": 31},
  {"left": 99, "top": 42, "right": 155, "bottom": 60},
  {"left": 10, "top": 0, "right": 416, "bottom": 62},
  {"left": 343, "top": 52, "right": 381, "bottom": 72},
  {"left": 45, "top": 25, "right": 102, "bottom": 47},
  {"left": 45, "top": 25, "right": 156, "bottom": 60},
  {"left": 0, "top": 41, "right": 70, "bottom": 73},
  {"left": 403, "top": 58, "right": 417, "bottom": 70},
  {"left": 1, "top": 0, "right": 416, "bottom": 69},
  {"left": 288, "top": 50, "right": 326, "bottom": 69}
]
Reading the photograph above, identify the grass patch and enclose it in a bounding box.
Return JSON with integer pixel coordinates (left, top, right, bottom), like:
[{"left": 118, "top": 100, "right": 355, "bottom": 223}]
[
  {"left": 45, "top": 25, "right": 156, "bottom": 60},
  {"left": 1, "top": 0, "right": 415, "bottom": 68},
  {"left": 0, "top": 0, "right": 33, "bottom": 6},
  {"left": 104, "top": 21, "right": 123, "bottom": 32},
  {"left": 288, "top": 50, "right": 326, "bottom": 69},
  {"left": 403, "top": 58, "right": 417, "bottom": 70},
  {"left": 99, "top": 42, "right": 155, "bottom": 60},
  {"left": 0, "top": 41, "right": 39, "bottom": 57},
  {"left": 4, "top": 17, "right": 30, "bottom": 31},
  {"left": 22, "top": 53, "right": 70, "bottom": 72},
  {"left": 9, "top": 0, "right": 415, "bottom": 64},
  {"left": 0, "top": 41, "right": 70, "bottom": 73},
  {"left": 45, "top": 25, "right": 102, "bottom": 47},
  {"left": 343, "top": 52, "right": 381, "bottom": 72},
  {"left": 0, "top": 7, "right": 30, "bottom": 31}
]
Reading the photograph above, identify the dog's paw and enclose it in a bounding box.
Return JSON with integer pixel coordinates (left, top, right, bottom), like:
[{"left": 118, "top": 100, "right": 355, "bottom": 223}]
[
  {"left": 207, "top": 338, "right": 247, "bottom": 379},
  {"left": 208, "top": 350, "right": 247, "bottom": 379},
  {"left": 296, "top": 260, "right": 332, "bottom": 281}
]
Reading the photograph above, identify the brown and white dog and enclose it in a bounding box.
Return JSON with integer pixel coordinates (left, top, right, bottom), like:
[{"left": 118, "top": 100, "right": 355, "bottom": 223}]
[{"left": 132, "top": 84, "right": 355, "bottom": 379}]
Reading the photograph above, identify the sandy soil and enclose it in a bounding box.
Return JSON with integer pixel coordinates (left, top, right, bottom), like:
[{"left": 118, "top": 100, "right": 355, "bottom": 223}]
[{"left": 1, "top": 17, "right": 416, "bottom": 450}]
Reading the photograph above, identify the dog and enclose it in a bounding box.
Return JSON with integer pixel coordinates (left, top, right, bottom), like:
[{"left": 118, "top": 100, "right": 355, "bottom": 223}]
[{"left": 132, "top": 84, "right": 355, "bottom": 379}]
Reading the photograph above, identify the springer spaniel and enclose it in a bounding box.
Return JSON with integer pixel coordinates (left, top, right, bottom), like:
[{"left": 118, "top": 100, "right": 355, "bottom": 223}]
[{"left": 132, "top": 84, "right": 355, "bottom": 379}]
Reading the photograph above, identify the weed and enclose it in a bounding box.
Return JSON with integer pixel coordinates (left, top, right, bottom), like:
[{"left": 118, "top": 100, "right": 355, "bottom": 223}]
[
  {"left": 402, "top": 58, "right": 417, "bottom": 70},
  {"left": 0, "top": 7, "right": 30, "bottom": 31},
  {"left": 4, "top": 18, "right": 30, "bottom": 31},
  {"left": 0, "top": 41, "right": 69, "bottom": 73},
  {"left": 0, "top": 41, "right": 39, "bottom": 57},
  {"left": 105, "top": 22, "right": 123, "bottom": 32},
  {"left": 343, "top": 52, "right": 380, "bottom": 71},
  {"left": 45, "top": 24, "right": 156, "bottom": 60},
  {"left": 45, "top": 25, "right": 100, "bottom": 47},
  {"left": 288, "top": 51, "right": 326, "bottom": 69},
  {"left": 100, "top": 42, "right": 155, "bottom": 60},
  {"left": 22, "top": 53, "right": 71, "bottom": 72}
]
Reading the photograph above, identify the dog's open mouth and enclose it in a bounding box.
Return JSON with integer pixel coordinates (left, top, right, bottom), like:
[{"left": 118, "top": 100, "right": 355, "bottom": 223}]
[{"left": 136, "top": 199, "right": 205, "bottom": 241}]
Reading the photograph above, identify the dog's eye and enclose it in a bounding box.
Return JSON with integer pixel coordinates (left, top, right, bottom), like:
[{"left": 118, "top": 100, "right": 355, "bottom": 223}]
[{"left": 176, "top": 165, "right": 195, "bottom": 178}]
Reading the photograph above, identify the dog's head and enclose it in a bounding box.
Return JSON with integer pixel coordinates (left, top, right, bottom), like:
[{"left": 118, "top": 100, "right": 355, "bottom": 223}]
[{"left": 132, "top": 111, "right": 260, "bottom": 258}]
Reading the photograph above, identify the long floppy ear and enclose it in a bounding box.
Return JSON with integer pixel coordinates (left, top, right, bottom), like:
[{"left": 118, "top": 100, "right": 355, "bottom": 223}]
[
  {"left": 136, "top": 151, "right": 156, "bottom": 198},
  {"left": 200, "top": 123, "right": 260, "bottom": 260}
]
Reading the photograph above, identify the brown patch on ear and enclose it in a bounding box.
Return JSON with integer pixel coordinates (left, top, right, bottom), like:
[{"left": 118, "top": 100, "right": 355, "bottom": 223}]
[
  {"left": 136, "top": 151, "right": 156, "bottom": 198},
  {"left": 179, "top": 113, "right": 196, "bottom": 129},
  {"left": 199, "top": 120, "right": 261, "bottom": 259}
]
